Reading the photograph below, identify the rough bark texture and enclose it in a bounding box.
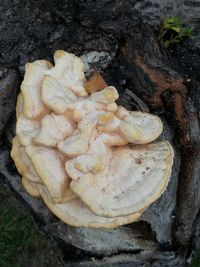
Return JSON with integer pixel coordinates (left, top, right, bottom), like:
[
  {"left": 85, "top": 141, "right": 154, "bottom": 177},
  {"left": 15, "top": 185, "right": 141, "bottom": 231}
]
[{"left": 0, "top": 1, "right": 200, "bottom": 266}]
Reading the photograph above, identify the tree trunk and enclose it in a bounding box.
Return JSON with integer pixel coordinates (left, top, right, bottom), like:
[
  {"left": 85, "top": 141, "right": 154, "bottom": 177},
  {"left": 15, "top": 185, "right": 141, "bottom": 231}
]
[{"left": 0, "top": 1, "right": 200, "bottom": 266}]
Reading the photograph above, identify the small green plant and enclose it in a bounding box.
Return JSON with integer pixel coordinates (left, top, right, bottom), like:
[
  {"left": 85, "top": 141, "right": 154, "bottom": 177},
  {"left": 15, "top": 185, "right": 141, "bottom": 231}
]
[{"left": 158, "top": 17, "right": 194, "bottom": 48}]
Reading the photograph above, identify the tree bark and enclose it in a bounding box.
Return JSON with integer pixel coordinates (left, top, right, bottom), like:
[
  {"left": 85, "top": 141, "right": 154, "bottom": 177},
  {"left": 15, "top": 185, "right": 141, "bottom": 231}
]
[{"left": 0, "top": 1, "right": 200, "bottom": 266}]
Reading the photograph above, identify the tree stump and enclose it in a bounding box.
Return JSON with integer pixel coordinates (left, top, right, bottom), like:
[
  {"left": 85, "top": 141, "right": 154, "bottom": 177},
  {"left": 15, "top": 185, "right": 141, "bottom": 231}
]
[{"left": 0, "top": 1, "right": 200, "bottom": 266}]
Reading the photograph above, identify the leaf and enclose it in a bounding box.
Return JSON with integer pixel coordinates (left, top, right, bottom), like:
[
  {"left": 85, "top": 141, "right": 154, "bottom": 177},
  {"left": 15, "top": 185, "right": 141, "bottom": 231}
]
[
  {"left": 171, "top": 27, "right": 181, "bottom": 33},
  {"left": 159, "top": 16, "right": 194, "bottom": 48},
  {"left": 183, "top": 28, "right": 194, "bottom": 37}
]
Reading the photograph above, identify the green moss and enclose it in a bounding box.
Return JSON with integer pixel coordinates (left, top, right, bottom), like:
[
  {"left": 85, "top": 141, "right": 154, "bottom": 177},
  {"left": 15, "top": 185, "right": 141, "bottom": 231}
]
[{"left": 158, "top": 17, "right": 194, "bottom": 48}]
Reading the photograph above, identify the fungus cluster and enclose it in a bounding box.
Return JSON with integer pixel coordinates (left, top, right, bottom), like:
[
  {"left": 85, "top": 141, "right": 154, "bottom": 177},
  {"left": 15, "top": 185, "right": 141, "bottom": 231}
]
[{"left": 11, "top": 50, "right": 174, "bottom": 228}]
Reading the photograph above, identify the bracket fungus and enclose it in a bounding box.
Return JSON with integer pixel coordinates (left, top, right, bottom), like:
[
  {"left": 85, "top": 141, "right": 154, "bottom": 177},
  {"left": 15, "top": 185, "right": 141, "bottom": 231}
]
[{"left": 11, "top": 50, "right": 174, "bottom": 228}]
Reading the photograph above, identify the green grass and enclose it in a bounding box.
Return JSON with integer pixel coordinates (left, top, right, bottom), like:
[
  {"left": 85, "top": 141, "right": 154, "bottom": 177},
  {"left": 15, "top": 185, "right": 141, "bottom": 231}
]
[
  {"left": 192, "top": 250, "right": 200, "bottom": 267},
  {"left": 0, "top": 180, "right": 63, "bottom": 267}
]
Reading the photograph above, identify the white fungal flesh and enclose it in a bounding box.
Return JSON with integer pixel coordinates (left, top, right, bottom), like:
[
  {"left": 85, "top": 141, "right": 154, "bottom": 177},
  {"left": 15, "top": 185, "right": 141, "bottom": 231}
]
[
  {"left": 11, "top": 50, "right": 174, "bottom": 229},
  {"left": 33, "top": 113, "right": 74, "bottom": 147},
  {"left": 70, "top": 141, "right": 173, "bottom": 217},
  {"left": 11, "top": 137, "right": 41, "bottom": 183},
  {"left": 25, "top": 144, "right": 76, "bottom": 203},
  {"left": 46, "top": 50, "right": 87, "bottom": 97},
  {"left": 119, "top": 112, "right": 163, "bottom": 144},
  {"left": 22, "top": 177, "right": 41, "bottom": 198},
  {"left": 41, "top": 75, "right": 77, "bottom": 114},
  {"left": 38, "top": 184, "right": 141, "bottom": 228},
  {"left": 16, "top": 115, "right": 40, "bottom": 146},
  {"left": 16, "top": 93, "right": 24, "bottom": 119},
  {"left": 21, "top": 60, "right": 52, "bottom": 119}
]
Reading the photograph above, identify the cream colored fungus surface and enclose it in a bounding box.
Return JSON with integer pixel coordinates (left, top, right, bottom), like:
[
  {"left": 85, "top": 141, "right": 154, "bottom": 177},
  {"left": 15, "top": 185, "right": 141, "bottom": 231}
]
[{"left": 11, "top": 50, "right": 174, "bottom": 228}]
